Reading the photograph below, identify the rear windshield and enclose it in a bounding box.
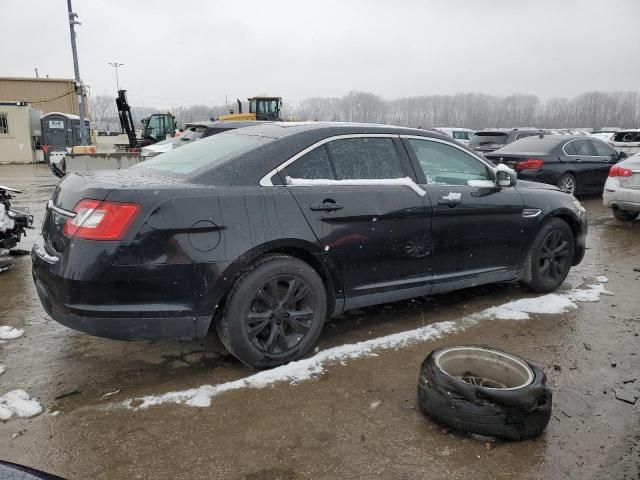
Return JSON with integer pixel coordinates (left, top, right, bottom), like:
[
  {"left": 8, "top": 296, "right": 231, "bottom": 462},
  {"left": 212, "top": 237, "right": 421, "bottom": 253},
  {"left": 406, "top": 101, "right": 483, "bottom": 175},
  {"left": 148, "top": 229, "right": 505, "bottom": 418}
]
[
  {"left": 613, "top": 131, "right": 640, "bottom": 142},
  {"left": 134, "top": 132, "right": 271, "bottom": 175},
  {"left": 469, "top": 132, "right": 508, "bottom": 146},
  {"left": 496, "top": 136, "right": 561, "bottom": 154}
]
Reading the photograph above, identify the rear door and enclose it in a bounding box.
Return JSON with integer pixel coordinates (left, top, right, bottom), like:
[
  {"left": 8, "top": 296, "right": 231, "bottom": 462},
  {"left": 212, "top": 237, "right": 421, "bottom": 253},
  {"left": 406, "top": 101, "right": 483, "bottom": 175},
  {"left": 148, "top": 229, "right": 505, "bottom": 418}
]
[
  {"left": 563, "top": 139, "right": 602, "bottom": 190},
  {"left": 280, "top": 135, "right": 433, "bottom": 299},
  {"left": 402, "top": 136, "right": 524, "bottom": 285}
]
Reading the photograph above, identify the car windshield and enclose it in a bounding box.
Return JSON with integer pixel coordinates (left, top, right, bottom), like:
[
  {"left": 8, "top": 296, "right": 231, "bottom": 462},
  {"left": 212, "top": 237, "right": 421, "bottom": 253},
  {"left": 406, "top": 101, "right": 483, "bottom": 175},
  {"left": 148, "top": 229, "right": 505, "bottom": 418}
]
[
  {"left": 496, "top": 136, "right": 561, "bottom": 154},
  {"left": 469, "top": 132, "right": 508, "bottom": 146},
  {"left": 134, "top": 132, "right": 271, "bottom": 174}
]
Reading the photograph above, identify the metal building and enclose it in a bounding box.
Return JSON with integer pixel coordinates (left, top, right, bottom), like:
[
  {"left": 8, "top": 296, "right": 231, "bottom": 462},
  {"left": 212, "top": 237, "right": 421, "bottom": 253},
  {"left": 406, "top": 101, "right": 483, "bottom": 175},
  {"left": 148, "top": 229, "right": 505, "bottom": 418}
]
[
  {"left": 0, "top": 77, "right": 90, "bottom": 117},
  {"left": 0, "top": 101, "right": 43, "bottom": 164}
]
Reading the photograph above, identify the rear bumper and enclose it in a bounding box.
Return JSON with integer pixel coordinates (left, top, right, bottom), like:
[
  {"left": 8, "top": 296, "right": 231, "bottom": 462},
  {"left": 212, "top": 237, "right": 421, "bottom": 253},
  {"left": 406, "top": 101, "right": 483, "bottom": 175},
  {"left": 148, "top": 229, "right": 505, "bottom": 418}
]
[
  {"left": 33, "top": 274, "right": 211, "bottom": 340},
  {"left": 603, "top": 180, "right": 640, "bottom": 212}
]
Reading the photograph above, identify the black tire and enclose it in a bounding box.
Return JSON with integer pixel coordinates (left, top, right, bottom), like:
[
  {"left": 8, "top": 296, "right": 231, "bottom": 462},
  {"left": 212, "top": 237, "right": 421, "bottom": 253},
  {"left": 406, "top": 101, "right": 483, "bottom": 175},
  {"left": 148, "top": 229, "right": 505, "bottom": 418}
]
[
  {"left": 612, "top": 208, "right": 639, "bottom": 221},
  {"left": 557, "top": 173, "right": 578, "bottom": 195},
  {"left": 216, "top": 254, "right": 327, "bottom": 369},
  {"left": 522, "top": 217, "right": 574, "bottom": 293},
  {"left": 418, "top": 346, "right": 552, "bottom": 441}
]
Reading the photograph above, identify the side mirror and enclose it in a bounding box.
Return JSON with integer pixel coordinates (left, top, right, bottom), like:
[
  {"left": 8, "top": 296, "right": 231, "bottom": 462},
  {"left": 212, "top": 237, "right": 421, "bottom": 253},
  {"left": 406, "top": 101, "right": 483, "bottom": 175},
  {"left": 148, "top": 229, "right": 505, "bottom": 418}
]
[{"left": 495, "top": 169, "right": 517, "bottom": 188}]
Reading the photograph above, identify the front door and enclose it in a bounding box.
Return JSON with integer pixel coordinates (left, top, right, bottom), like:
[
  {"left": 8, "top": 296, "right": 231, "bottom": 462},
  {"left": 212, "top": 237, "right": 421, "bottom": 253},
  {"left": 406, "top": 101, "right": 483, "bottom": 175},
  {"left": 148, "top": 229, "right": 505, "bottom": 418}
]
[
  {"left": 402, "top": 136, "right": 524, "bottom": 284},
  {"left": 281, "top": 135, "right": 433, "bottom": 299}
]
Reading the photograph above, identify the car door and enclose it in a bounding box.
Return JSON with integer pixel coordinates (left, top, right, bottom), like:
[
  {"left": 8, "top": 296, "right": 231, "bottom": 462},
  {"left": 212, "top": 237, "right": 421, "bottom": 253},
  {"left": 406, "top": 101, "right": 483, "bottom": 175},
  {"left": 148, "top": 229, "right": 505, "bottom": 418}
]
[
  {"left": 401, "top": 135, "right": 524, "bottom": 288},
  {"left": 562, "top": 138, "right": 604, "bottom": 190},
  {"left": 589, "top": 139, "right": 621, "bottom": 188},
  {"left": 279, "top": 135, "right": 433, "bottom": 302}
]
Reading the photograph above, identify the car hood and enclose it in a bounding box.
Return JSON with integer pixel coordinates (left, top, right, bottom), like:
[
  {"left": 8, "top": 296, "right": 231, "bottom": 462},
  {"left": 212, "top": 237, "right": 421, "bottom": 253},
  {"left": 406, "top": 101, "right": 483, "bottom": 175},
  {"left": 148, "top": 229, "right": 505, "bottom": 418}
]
[{"left": 516, "top": 180, "right": 561, "bottom": 192}]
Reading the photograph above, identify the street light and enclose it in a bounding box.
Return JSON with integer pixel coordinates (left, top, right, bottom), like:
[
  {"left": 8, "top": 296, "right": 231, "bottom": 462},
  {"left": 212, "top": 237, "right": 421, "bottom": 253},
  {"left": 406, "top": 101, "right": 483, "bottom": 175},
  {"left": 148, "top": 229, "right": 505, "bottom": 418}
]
[
  {"left": 108, "top": 62, "right": 124, "bottom": 92},
  {"left": 66, "top": 0, "right": 88, "bottom": 145}
]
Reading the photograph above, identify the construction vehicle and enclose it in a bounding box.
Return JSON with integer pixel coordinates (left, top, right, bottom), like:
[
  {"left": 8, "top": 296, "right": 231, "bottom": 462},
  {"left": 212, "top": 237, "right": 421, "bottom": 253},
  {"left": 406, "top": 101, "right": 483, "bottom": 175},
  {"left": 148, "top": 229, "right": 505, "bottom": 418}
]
[
  {"left": 116, "top": 89, "right": 176, "bottom": 149},
  {"left": 218, "top": 97, "right": 283, "bottom": 121}
]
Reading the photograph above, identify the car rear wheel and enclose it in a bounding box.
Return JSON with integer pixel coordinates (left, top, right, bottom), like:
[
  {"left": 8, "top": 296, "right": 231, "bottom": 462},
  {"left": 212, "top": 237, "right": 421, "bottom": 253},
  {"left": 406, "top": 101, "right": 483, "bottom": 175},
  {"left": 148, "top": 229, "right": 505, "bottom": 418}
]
[
  {"left": 216, "top": 254, "right": 327, "bottom": 369},
  {"left": 557, "top": 173, "right": 577, "bottom": 195},
  {"left": 522, "top": 217, "right": 574, "bottom": 293},
  {"left": 612, "top": 208, "right": 639, "bottom": 221}
]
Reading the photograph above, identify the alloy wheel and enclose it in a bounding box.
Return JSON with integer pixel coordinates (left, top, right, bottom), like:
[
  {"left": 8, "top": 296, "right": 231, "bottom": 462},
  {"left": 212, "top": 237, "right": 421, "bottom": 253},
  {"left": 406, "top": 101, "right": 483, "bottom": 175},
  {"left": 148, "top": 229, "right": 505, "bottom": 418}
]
[
  {"left": 559, "top": 175, "right": 575, "bottom": 194},
  {"left": 538, "top": 229, "right": 571, "bottom": 281},
  {"left": 244, "top": 275, "right": 315, "bottom": 356}
]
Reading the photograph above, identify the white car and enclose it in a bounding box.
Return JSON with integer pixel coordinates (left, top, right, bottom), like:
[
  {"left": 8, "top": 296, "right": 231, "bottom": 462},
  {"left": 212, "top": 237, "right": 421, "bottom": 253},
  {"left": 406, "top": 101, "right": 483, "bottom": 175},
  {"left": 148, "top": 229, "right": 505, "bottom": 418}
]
[
  {"left": 609, "top": 129, "right": 640, "bottom": 156},
  {"left": 433, "top": 127, "right": 475, "bottom": 145},
  {"left": 590, "top": 132, "right": 615, "bottom": 143},
  {"left": 603, "top": 153, "right": 640, "bottom": 221}
]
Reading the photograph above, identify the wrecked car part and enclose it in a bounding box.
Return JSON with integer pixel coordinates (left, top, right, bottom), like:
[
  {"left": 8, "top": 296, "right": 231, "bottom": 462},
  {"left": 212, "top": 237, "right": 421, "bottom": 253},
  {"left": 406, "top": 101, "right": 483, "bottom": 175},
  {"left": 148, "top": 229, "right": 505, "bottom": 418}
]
[{"left": 418, "top": 346, "right": 552, "bottom": 441}]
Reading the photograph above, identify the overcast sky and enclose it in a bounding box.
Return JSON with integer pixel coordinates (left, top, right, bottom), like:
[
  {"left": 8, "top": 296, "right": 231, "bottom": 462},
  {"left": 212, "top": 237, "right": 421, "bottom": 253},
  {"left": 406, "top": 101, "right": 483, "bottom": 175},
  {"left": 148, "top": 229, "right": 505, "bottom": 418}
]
[{"left": 2, "top": 0, "right": 639, "bottom": 109}]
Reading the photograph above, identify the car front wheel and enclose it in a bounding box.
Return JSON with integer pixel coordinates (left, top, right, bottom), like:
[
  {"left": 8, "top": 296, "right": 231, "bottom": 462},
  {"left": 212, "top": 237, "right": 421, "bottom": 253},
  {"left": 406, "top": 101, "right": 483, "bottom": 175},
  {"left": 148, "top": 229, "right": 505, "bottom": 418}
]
[
  {"left": 523, "top": 218, "right": 574, "bottom": 293},
  {"left": 216, "top": 254, "right": 327, "bottom": 369}
]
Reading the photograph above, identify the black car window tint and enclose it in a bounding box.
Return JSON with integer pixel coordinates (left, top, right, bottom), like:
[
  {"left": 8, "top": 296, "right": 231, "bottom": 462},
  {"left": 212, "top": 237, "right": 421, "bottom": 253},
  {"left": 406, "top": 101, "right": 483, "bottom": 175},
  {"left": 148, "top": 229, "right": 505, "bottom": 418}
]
[
  {"left": 327, "top": 138, "right": 404, "bottom": 180},
  {"left": 590, "top": 139, "right": 616, "bottom": 157},
  {"left": 284, "top": 146, "right": 334, "bottom": 180},
  {"left": 573, "top": 139, "right": 595, "bottom": 156},
  {"left": 408, "top": 139, "right": 491, "bottom": 185}
]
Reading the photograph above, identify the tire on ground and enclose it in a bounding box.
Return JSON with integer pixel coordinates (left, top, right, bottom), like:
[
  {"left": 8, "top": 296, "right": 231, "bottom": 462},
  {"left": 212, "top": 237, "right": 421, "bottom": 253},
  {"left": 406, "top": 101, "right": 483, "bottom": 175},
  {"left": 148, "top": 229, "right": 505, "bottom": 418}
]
[
  {"left": 216, "top": 254, "right": 327, "bottom": 369},
  {"left": 522, "top": 217, "right": 574, "bottom": 293},
  {"left": 418, "top": 346, "right": 552, "bottom": 441},
  {"left": 556, "top": 173, "right": 578, "bottom": 195},
  {"left": 612, "top": 208, "right": 639, "bottom": 221}
]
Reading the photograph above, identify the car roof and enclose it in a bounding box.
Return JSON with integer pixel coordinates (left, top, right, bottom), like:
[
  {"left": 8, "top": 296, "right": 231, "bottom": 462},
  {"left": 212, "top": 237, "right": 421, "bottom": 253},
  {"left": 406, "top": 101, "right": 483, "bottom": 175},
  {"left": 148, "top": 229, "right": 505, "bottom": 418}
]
[{"left": 225, "top": 121, "right": 446, "bottom": 139}]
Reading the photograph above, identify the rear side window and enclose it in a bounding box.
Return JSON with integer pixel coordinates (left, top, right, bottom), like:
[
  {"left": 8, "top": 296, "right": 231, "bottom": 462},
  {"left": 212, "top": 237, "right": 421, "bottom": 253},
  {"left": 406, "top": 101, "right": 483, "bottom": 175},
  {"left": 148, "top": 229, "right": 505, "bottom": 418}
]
[
  {"left": 326, "top": 138, "right": 404, "bottom": 180},
  {"left": 408, "top": 139, "right": 491, "bottom": 185},
  {"left": 285, "top": 146, "right": 334, "bottom": 180},
  {"left": 571, "top": 139, "right": 595, "bottom": 156},
  {"left": 590, "top": 140, "right": 616, "bottom": 156}
]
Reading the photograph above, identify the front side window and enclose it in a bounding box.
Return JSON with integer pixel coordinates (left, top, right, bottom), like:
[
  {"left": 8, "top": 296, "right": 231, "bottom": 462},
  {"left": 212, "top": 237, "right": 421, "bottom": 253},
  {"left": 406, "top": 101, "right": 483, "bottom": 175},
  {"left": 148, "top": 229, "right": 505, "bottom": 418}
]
[
  {"left": 326, "top": 137, "right": 404, "bottom": 180},
  {"left": 408, "top": 138, "right": 491, "bottom": 185},
  {"left": 590, "top": 139, "right": 617, "bottom": 156},
  {"left": 284, "top": 146, "right": 334, "bottom": 180}
]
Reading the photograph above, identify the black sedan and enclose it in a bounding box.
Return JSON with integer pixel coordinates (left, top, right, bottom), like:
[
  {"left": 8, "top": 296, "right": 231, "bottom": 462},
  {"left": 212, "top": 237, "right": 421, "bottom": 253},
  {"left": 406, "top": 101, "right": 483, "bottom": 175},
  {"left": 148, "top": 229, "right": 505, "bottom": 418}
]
[
  {"left": 32, "top": 123, "right": 587, "bottom": 368},
  {"left": 485, "top": 135, "right": 624, "bottom": 195}
]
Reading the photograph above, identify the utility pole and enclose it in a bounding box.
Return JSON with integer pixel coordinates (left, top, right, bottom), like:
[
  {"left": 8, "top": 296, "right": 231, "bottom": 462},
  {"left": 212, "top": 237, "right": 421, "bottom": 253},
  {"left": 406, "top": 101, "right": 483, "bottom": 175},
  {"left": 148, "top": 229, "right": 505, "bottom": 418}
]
[
  {"left": 108, "top": 62, "right": 124, "bottom": 91},
  {"left": 66, "top": 0, "right": 88, "bottom": 145}
]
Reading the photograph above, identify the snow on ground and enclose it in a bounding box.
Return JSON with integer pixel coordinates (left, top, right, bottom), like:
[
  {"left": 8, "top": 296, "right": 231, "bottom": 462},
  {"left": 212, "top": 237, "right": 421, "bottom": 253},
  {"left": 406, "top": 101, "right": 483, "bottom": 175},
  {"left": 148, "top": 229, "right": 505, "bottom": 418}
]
[
  {"left": 0, "top": 364, "right": 6, "bottom": 376},
  {"left": 120, "top": 277, "right": 610, "bottom": 411},
  {"left": 0, "top": 326, "right": 24, "bottom": 339},
  {"left": 0, "top": 390, "right": 43, "bottom": 420}
]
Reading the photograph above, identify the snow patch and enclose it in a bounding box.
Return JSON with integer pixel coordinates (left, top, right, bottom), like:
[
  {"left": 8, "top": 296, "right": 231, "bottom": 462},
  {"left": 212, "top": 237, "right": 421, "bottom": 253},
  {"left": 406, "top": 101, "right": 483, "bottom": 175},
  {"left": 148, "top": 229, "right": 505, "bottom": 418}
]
[
  {"left": 286, "top": 176, "right": 427, "bottom": 197},
  {"left": 596, "top": 276, "right": 608, "bottom": 283},
  {"left": 0, "top": 364, "right": 6, "bottom": 376},
  {"left": 0, "top": 326, "right": 24, "bottom": 340},
  {"left": 441, "top": 192, "right": 462, "bottom": 201},
  {"left": 120, "top": 280, "right": 610, "bottom": 411},
  {"left": 0, "top": 390, "right": 43, "bottom": 420}
]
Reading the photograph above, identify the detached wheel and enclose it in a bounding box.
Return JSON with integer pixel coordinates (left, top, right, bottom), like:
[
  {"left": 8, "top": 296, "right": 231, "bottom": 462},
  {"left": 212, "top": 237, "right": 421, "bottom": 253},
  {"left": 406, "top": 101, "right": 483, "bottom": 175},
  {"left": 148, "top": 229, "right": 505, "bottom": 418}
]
[
  {"left": 523, "top": 217, "right": 574, "bottom": 293},
  {"left": 216, "top": 254, "right": 327, "bottom": 369},
  {"left": 418, "top": 346, "right": 552, "bottom": 441},
  {"left": 612, "top": 208, "right": 639, "bottom": 221},
  {"left": 557, "top": 173, "right": 577, "bottom": 195}
]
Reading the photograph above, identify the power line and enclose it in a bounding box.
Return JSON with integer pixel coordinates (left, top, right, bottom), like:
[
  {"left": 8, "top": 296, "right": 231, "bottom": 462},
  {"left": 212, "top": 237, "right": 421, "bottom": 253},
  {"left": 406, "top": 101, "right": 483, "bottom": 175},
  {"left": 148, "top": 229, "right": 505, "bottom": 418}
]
[{"left": 28, "top": 90, "right": 76, "bottom": 104}]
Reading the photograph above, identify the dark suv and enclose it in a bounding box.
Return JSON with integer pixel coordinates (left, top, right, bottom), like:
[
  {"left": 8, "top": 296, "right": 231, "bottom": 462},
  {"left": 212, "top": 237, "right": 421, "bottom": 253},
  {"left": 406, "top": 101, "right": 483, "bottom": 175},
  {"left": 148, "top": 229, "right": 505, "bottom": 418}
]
[
  {"left": 469, "top": 128, "right": 547, "bottom": 155},
  {"left": 32, "top": 123, "right": 587, "bottom": 368}
]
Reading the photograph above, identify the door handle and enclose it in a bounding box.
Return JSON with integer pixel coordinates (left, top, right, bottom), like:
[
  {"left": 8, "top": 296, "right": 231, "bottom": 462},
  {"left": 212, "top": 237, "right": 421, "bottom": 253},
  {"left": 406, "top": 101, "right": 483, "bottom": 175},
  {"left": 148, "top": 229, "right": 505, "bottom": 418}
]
[
  {"left": 438, "top": 199, "right": 461, "bottom": 208},
  {"left": 310, "top": 200, "right": 344, "bottom": 212}
]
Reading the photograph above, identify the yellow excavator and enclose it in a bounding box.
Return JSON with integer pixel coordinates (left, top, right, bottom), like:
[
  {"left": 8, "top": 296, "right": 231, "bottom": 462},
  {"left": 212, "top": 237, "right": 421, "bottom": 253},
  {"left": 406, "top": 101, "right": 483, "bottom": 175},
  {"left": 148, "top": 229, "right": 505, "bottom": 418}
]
[{"left": 218, "top": 97, "right": 283, "bottom": 121}]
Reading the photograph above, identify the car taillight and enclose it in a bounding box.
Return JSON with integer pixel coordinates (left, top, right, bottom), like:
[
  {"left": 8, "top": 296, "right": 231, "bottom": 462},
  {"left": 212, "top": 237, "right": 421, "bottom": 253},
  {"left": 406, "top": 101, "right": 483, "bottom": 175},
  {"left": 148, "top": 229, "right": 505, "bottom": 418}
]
[
  {"left": 63, "top": 199, "right": 141, "bottom": 240},
  {"left": 514, "top": 159, "right": 544, "bottom": 171},
  {"left": 609, "top": 165, "right": 633, "bottom": 177}
]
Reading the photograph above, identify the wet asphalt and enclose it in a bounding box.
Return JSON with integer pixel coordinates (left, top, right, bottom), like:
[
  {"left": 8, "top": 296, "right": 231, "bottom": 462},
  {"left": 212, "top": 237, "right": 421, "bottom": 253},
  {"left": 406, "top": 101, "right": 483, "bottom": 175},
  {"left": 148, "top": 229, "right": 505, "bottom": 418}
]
[{"left": 0, "top": 164, "right": 638, "bottom": 480}]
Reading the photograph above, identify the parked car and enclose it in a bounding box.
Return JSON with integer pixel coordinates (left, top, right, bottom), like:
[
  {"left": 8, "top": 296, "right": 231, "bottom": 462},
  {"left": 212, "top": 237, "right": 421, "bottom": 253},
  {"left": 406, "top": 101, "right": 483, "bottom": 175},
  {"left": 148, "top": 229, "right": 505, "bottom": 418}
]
[
  {"left": 589, "top": 132, "right": 615, "bottom": 143},
  {"left": 32, "top": 123, "right": 587, "bottom": 368},
  {"left": 609, "top": 129, "right": 640, "bottom": 156},
  {"left": 485, "top": 135, "right": 624, "bottom": 195},
  {"left": 603, "top": 153, "right": 640, "bottom": 221},
  {"left": 469, "top": 128, "right": 546, "bottom": 155},
  {"left": 433, "top": 127, "right": 475, "bottom": 145}
]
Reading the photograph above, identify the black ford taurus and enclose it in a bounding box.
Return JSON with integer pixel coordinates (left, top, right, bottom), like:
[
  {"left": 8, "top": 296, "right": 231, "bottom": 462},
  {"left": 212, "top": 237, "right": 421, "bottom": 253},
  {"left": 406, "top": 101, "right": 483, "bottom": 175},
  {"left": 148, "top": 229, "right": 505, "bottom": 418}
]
[{"left": 32, "top": 123, "right": 587, "bottom": 368}]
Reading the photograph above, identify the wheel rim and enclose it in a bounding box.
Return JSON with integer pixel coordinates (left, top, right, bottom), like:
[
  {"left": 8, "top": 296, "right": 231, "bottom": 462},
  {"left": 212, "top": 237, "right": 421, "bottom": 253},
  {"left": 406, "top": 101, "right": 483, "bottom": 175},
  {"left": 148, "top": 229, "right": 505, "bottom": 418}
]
[
  {"left": 434, "top": 347, "right": 534, "bottom": 390},
  {"left": 559, "top": 176, "right": 575, "bottom": 194},
  {"left": 538, "top": 229, "right": 571, "bottom": 282},
  {"left": 244, "top": 275, "right": 315, "bottom": 356}
]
